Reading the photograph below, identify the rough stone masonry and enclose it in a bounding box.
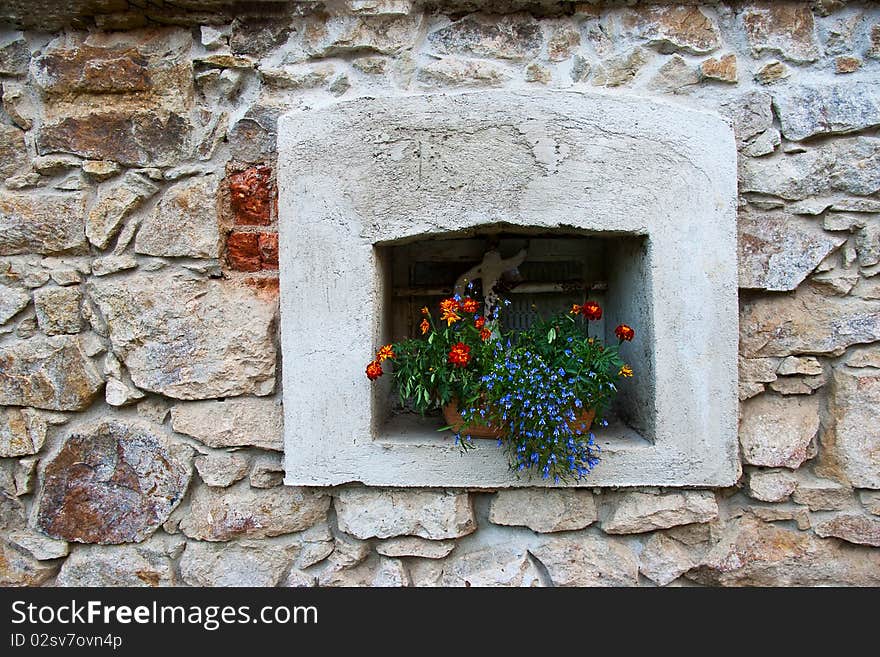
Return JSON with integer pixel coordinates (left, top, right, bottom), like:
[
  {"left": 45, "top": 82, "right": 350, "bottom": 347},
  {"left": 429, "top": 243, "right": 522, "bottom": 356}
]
[{"left": 1, "top": 0, "right": 880, "bottom": 586}]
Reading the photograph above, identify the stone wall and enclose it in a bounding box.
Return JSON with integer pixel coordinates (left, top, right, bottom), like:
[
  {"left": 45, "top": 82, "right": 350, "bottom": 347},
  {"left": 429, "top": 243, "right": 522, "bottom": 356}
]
[{"left": 1, "top": 1, "right": 879, "bottom": 587}]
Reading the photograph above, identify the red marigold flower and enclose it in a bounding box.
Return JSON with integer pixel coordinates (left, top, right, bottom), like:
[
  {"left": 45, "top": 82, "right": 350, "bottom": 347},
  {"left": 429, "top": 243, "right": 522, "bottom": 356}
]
[
  {"left": 615, "top": 324, "right": 635, "bottom": 341},
  {"left": 480, "top": 328, "right": 491, "bottom": 342},
  {"left": 461, "top": 297, "right": 479, "bottom": 313},
  {"left": 570, "top": 304, "right": 581, "bottom": 315},
  {"left": 581, "top": 300, "right": 602, "bottom": 321},
  {"left": 474, "top": 316, "right": 486, "bottom": 329},
  {"left": 440, "top": 309, "right": 461, "bottom": 326},
  {"left": 448, "top": 342, "right": 471, "bottom": 367},
  {"left": 439, "top": 298, "right": 460, "bottom": 313},
  {"left": 420, "top": 318, "right": 430, "bottom": 335},
  {"left": 376, "top": 344, "right": 395, "bottom": 362},
  {"left": 365, "top": 360, "right": 383, "bottom": 380}
]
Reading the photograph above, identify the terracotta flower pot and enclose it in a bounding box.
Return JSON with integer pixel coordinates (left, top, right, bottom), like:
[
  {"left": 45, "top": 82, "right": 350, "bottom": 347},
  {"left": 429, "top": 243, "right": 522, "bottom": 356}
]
[
  {"left": 568, "top": 407, "right": 597, "bottom": 436},
  {"left": 442, "top": 398, "right": 504, "bottom": 439},
  {"left": 442, "top": 398, "right": 596, "bottom": 440}
]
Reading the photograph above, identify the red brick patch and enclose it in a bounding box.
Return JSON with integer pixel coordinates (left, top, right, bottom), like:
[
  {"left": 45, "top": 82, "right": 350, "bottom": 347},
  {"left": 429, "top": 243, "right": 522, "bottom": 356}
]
[
  {"left": 229, "top": 165, "right": 272, "bottom": 226},
  {"left": 226, "top": 232, "right": 261, "bottom": 272},
  {"left": 227, "top": 231, "right": 278, "bottom": 272}
]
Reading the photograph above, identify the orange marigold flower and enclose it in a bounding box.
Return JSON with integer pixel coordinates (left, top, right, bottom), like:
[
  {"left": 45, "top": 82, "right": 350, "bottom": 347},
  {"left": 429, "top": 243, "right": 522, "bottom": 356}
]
[
  {"left": 615, "top": 324, "right": 635, "bottom": 342},
  {"left": 448, "top": 342, "right": 471, "bottom": 367},
  {"left": 376, "top": 344, "right": 395, "bottom": 362},
  {"left": 619, "top": 364, "right": 633, "bottom": 378},
  {"left": 365, "top": 360, "right": 383, "bottom": 380},
  {"left": 570, "top": 304, "right": 581, "bottom": 315},
  {"left": 474, "top": 316, "right": 486, "bottom": 329},
  {"left": 420, "top": 306, "right": 430, "bottom": 316},
  {"left": 440, "top": 309, "right": 461, "bottom": 326},
  {"left": 480, "top": 328, "right": 491, "bottom": 341},
  {"left": 461, "top": 297, "right": 479, "bottom": 313},
  {"left": 439, "top": 298, "right": 460, "bottom": 313},
  {"left": 581, "top": 300, "right": 602, "bottom": 321},
  {"left": 420, "top": 318, "right": 430, "bottom": 335}
]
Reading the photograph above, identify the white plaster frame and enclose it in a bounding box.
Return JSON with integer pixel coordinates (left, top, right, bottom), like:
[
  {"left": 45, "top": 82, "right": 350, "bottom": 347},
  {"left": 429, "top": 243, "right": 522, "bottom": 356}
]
[{"left": 278, "top": 89, "right": 739, "bottom": 488}]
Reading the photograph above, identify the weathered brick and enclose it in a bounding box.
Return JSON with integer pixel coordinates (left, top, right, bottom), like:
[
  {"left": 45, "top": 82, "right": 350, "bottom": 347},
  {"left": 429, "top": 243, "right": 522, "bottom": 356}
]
[
  {"left": 229, "top": 166, "right": 272, "bottom": 226},
  {"left": 226, "top": 232, "right": 261, "bottom": 271}
]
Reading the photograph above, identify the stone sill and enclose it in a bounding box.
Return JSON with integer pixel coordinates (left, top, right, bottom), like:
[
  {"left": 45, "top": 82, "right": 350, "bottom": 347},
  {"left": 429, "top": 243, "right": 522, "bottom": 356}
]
[
  {"left": 379, "top": 413, "right": 650, "bottom": 451},
  {"left": 284, "top": 413, "right": 733, "bottom": 490}
]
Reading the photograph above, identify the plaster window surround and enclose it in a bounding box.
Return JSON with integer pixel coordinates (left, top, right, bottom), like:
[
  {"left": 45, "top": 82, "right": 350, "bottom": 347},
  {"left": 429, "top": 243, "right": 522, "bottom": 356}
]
[{"left": 278, "top": 89, "right": 739, "bottom": 488}]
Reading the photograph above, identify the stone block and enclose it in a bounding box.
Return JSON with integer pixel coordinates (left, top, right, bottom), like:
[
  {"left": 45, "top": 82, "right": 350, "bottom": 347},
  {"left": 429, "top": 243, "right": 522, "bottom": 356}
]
[{"left": 36, "top": 419, "right": 192, "bottom": 544}]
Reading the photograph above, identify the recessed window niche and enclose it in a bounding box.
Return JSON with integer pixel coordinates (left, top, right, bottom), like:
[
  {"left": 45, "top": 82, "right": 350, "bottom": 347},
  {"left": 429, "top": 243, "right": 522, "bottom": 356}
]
[
  {"left": 278, "top": 89, "right": 739, "bottom": 488},
  {"left": 375, "top": 230, "right": 654, "bottom": 446}
]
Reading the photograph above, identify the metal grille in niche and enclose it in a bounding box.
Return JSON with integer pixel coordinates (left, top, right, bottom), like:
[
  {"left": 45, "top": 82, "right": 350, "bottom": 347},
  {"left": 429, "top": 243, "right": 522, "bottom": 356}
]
[
  {"left": 400, "top": 256, "right": 606, "bottom": 332},
  {"left": 501, "top": 261, "right": 583, "bottom": 331}
]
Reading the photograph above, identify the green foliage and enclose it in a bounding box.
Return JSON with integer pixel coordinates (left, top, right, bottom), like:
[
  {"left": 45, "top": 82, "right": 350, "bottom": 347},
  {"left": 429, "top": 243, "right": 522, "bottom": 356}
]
[
  {"left": 512, "top": 313, "right": 624, "bottom": 419},
  {"left": 389, "top": 306, "right": 493, "bottom": 413}
]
